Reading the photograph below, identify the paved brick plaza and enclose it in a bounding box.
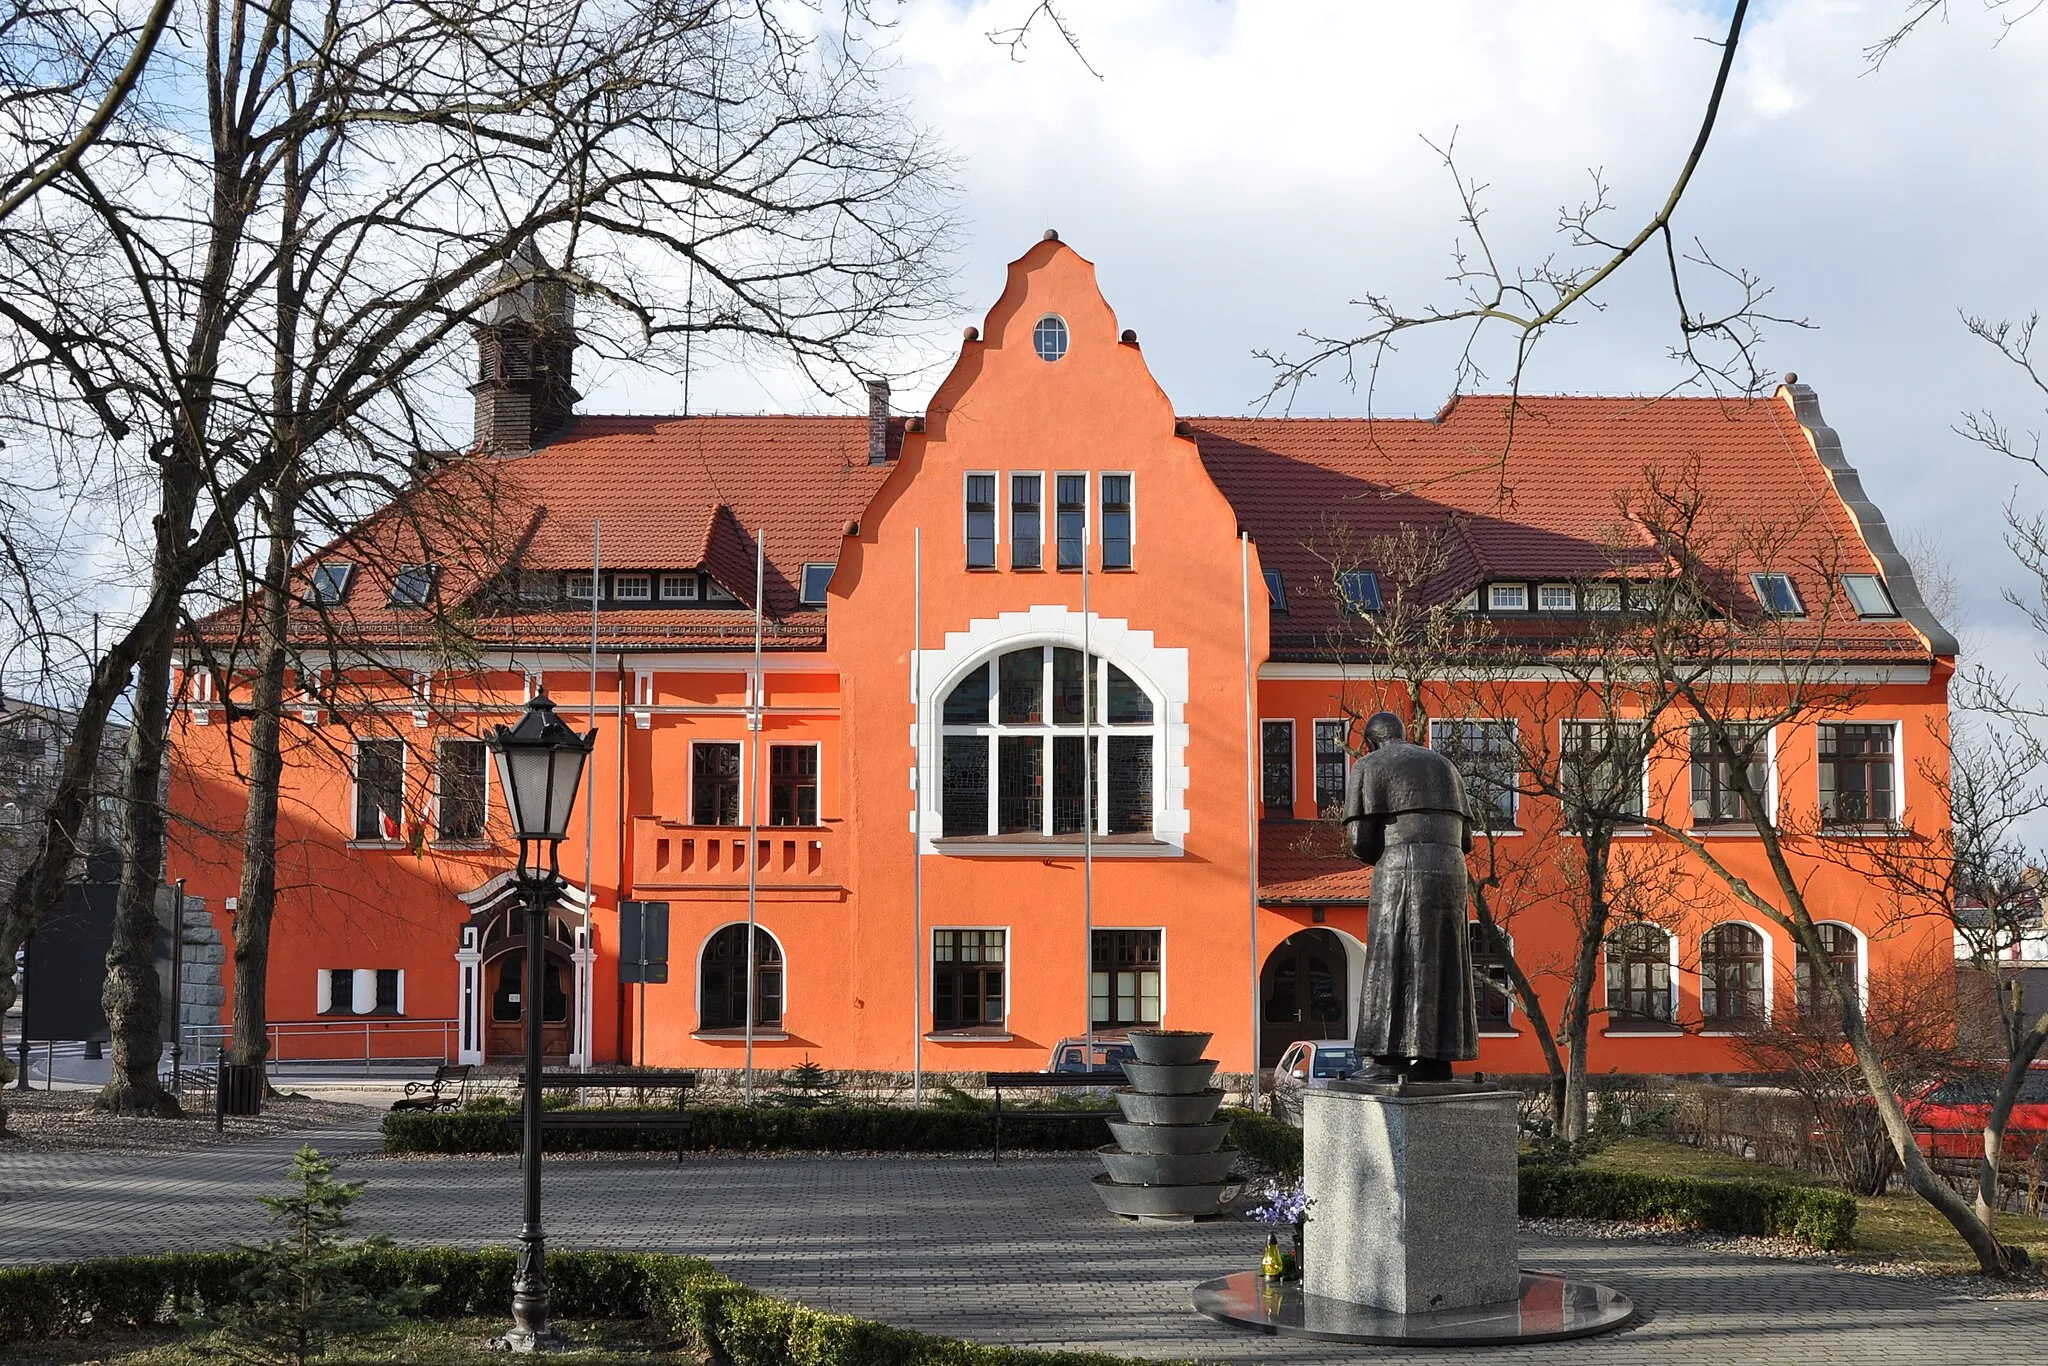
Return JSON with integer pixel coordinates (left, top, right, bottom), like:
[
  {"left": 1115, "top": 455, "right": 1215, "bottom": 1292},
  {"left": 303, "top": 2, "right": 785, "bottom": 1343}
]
[{"left": 4, "top": 1108, "right": 2047, "bottom": 1363}]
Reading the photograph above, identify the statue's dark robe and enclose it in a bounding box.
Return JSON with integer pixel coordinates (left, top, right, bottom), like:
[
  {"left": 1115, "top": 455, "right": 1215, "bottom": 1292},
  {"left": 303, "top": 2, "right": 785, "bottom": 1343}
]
[{"left": 1344, "top": 741, "right": 1481, "bottom": 1063}]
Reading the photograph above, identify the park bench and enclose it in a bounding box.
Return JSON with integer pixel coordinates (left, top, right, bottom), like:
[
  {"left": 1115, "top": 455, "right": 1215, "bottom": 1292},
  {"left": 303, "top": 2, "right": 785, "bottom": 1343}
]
[
  {"left": 525, "top": 1069, "right": 698, "bottom": 1162},
  {"left": 985, "top": 1069, "right": 1125, "bottom": 1165},
  {"left": 389, "top": 1063, "right": 474, "bottom": 1113}
]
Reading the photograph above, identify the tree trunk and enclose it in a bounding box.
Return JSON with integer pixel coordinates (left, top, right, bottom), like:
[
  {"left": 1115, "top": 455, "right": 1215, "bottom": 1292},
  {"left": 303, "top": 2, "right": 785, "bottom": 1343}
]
[
  {"left": 231, "top": 471, "right": 297, "bottom": 1087},
  {"left": 96, "top": 623, "right": 180, "bottom": 1116}
]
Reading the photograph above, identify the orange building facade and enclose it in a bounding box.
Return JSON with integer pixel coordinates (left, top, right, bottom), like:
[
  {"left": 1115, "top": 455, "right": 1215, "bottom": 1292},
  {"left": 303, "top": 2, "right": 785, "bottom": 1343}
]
[{"left": 168, "top": 237, "right": 1957, "bottom": 1077}]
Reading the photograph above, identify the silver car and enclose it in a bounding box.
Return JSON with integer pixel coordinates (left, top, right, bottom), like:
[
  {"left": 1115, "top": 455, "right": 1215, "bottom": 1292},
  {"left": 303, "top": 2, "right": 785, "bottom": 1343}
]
[{"left": 1268, "top": 1041, "right": 1360, "bottom": 1125}]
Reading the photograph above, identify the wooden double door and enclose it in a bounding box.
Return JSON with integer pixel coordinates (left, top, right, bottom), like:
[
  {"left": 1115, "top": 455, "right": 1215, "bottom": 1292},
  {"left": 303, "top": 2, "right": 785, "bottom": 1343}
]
[{"left": 485, "top": 944, "right": 573, "bottom": 1063}]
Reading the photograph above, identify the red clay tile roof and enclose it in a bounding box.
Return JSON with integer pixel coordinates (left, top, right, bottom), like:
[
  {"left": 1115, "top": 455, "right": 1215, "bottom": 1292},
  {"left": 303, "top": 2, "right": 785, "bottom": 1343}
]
[
  {"left": 1191, "top": 394, "right": 1937, "bottom": 664},
  {"left": 1258, "top": 820, "right": 1373, "bottom": 904}
]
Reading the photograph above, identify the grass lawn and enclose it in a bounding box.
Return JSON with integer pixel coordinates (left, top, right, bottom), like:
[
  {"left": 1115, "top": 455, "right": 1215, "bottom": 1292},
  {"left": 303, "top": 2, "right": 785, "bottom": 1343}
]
[
  {"left": 1585, "top": 1137, "right": 2048, "bottom": 1272},
  {"left": 3, "top": 1318, "right": 679, "bottom": 1364}
]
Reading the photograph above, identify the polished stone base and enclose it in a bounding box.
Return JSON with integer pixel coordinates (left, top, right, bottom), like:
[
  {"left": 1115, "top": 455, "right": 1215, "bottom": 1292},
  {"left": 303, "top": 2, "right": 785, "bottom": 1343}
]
[{"left": 1192, "top": 1270, "right": 1634, "bottom": 1346}]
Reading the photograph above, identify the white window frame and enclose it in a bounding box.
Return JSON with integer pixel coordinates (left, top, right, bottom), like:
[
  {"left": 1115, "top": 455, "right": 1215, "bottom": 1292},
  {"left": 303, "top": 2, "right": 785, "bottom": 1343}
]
[
  {"left": 694, "top": 922, "right": 787, "bottom": 1034},
  {"left": 1688, "top": 721, "right": 1779, "bottom": 831},
  {"left": 1817, "top": 718, "right": 1903, "bottom": 829},
  {"left": 1488, "top": 583, "right": 1528, "bottom": 611},
  {"left": 660, "top": 572, "right": 699, "bottom": 601},
  {"left": 766, "top": 739, "right": 824, "bottom": 827},
  {"left": 565, "top": 572, "right": 597, "bottom": 601},
  {"left": 1311, "top": 718, "right": 1352, "bottom": 815},
  {"left": 1583, "top": 582, "right": 1623, "bottom": 612},
  {"left": 1264, "top": 570, "right": 1288, "bottom": 612},
  {"left": 318, "top": 967, "right": 405, "bottom": 1016},
  {"left": 1428, "top": 718, "right": 1520, "bottom": 833},
  {"left": 1455, "top": 589, "right": 1480, "bottom": 612},
  {"left": 1032, "top": 312, "right": 1070, "bottom": 363},
  {"left": 1100, "top": 469, "right": 1135, "bottom": 570},
  {"left": 1009, "top": 471, "right": 1045, "bottom": 571},
  {"left": 1750, "top": 571, "right": 1806, "bottom": 617},
  {"left": 1054, "top": 470, "right": 1090, "bottom": 572},
  {"left": 308, "top": 561, "right": 355, "bottom": 605},
  {"left": 351, "top": 737, "right": 405, "bottom": 844},
  {"left": 1090, "top": 925, "right": 1166, "bottom": 1029},
  {"left": 433, "top": 737, "right": 491, "bottom": 844},
  {"left": 1840, "top": 574, "right": 1898, "bottom": 619},
  {"left": 1469, "top": 921, "right": 1517, "bottom": 1034},
  {"left": 1698, "top": 919, "right": 1775, "bottom": 1034},
  {"left": 518, "top": 570, "right": 557, "bottom": 602},
  {"left": 928, "top": 924, "right": 1012, "bottom": 1035},
  {"left": 688, "top": 737, "right": 748, "bottom": 828},
  {"left": 1560, "top": 717, "right": 1649, "bottom": 828},
  {"left": 964, "top": 470, "right": 1000, "bottom": 568},
  {"left": 1537, "top": 582, "right": 1577, "bottom": 612},
  {"left": 612, "top": 572, "right": 651, "bottom": 602},
  {"left": 1801, "top": 920, "right": 1871, "bottom": 1011},
  {"left": 798, "top": 563, "right": 833, "bottom": 606},
  {"left": 1260, "top": 718, "right": 1296, "bottom": 815},
  {"left": 704, "top": 579, "right": 740, "bottom": 604},
  {"left": 1599, "top": 924, "right": 1681, "bottom": 1032}
]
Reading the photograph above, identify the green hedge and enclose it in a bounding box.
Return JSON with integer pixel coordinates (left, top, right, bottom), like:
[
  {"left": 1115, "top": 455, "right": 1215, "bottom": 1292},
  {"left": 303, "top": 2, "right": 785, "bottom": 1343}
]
[
  {"left": 1223, "top": 1108, "right": 1302, "bottom": 1177},
  {"left": 0, "top": 1248, "right": 1174, "bottom": 1364},
  {"left": 382, "top": 1105, "right": 1116, "bottom": 1156},
  {"left": 1518, "top": 1165, "right": 1857, "bottom": 1251}
]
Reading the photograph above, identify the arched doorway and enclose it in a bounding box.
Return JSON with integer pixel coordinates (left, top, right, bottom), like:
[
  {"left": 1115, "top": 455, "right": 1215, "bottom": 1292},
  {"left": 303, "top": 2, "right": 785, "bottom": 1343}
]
[
  {"left": 481, "top": 909, "right": 578, "bottom": 1063},
  {"left": 1260, "top": 928, "right": 1352, "bottom": 1067}
]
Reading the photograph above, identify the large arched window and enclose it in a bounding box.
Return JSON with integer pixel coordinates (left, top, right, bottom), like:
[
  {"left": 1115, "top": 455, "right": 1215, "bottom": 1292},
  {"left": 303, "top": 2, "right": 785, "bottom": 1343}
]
[
  {"left": 1701, "top": 923, "right": 1767, "bottom": 1026},
  {"left": 700, "top": 925, "right": 784, "bottom": 1030},
  {"left": 1605, "top": 923, "right": 1675, "bottom": 1027},
  {"left": 1795, "top": 922, "right": 1861, "bottom": 1016},
  {"left": 939, "top": 646, "right": 1156, "bottom": 838}
]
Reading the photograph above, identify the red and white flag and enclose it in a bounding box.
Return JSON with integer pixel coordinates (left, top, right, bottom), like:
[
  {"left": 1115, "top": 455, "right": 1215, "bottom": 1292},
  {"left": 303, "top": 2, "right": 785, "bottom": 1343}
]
[{"left": 379, "top": 808, "right": 402, "bottom": 842}]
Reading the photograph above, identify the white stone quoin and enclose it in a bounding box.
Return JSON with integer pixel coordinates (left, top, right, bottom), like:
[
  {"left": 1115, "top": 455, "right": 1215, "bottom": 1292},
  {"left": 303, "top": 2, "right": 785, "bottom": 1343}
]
[{"left": 1303, "top": 1088, "right": 1521, "bottom": 1314}]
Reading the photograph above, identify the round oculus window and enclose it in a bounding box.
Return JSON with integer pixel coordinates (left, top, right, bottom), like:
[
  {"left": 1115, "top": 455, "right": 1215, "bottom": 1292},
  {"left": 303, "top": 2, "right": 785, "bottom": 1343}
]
[{"left": 1032, "top": 314, "right": 1069, "bottom": 362}]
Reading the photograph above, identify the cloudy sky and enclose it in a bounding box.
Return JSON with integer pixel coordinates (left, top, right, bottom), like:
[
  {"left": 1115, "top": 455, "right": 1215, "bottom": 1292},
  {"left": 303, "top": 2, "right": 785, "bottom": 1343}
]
[{"left": 583, "top": 0, "right": 2048, "bottom": 689}]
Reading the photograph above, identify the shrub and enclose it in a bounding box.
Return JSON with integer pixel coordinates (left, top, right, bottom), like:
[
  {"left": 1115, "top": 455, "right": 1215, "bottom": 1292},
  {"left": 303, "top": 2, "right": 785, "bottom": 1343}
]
[
  {"left": 1223, "top": 1108, "right": 1302, "bottom": 1177},
  {"left": 382, "top": 1104, "right": 1114, "bottom": 1155},
  {"left": 1518, "top": 1164, "right": 1857, "bottom": 1251}
]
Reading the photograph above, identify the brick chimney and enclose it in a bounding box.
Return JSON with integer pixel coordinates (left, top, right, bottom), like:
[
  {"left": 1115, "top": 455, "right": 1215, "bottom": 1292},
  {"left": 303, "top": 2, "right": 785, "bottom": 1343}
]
[
  {"left": 866, "top": 379, "right": 891, "bottom": 465},
  {"left": 471, "top": 243, "right": 579, "bottom": 456}
]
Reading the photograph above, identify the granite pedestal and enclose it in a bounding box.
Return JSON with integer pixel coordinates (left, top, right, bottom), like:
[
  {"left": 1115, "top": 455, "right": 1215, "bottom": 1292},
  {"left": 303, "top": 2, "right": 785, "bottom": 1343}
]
[{"left": 1303, "top": 1085, "right": 1520, "bottom": 1315}]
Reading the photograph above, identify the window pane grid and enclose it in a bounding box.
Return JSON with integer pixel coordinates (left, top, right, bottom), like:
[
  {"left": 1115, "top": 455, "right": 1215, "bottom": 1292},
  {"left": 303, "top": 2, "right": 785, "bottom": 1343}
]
[
  {"left": 1261, "top": 721, "right": 1294, "bottom": 813},
  {"left": 933, "top": 929, "right": 1006, "bottom": 1029},
  {"left": 1701, "top": 924, "right": 1766, "bottom": 1024},
  {"left": 1101, "top": 474, "right": 1132, "bottom": 569},
  {"left": 966, "top": 475, "right": 997, "bottom": 569},
  {"left": 1011, "top": 475, "right": 1041, "bottom": 569},
  {"left": 1056, "top": 475, "right": 1087, "bottom": 569},
  {"left": 1690, "top": 723, "right": 1768, "bottom": 825},
  {"left": 1819, "top": 722, "right": 1894, "bottom": 825},
  {"left": 1428, "top": 720, "right": 1517, "bottom": 830},
  {"left": 1605, "top": 923, "right": 1674, "bottom": 1024},
  {"left": 692, "top": 743, "right": 742, "bottom": 826},
  {"left": 436, "top": 740, "right": 487, "bottom": 840}
]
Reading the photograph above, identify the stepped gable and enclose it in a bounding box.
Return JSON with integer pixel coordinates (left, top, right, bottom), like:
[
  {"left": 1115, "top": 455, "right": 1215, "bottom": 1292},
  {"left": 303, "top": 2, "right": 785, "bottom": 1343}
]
[{"left": 1189, "top": 393, "right": 1937, "bottom": 664}]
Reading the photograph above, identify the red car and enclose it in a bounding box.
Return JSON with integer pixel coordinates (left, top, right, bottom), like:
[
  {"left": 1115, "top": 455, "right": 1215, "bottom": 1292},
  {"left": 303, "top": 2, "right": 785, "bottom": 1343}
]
[{"left": 1905, "top": 1070, "right": 2048, "bottom": 1161}]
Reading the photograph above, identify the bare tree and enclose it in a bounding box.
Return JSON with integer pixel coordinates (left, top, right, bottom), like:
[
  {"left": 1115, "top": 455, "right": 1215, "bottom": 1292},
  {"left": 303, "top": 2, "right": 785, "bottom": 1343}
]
[{"left": 0, "top": 0, "right": 952, "bottom": 1115}]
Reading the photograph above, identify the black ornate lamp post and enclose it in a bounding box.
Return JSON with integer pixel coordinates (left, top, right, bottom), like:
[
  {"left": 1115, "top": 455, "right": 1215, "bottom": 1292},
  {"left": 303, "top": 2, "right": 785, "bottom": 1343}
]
[{"left": 485, "top": 690, "right": 596, "bottom": 1354}]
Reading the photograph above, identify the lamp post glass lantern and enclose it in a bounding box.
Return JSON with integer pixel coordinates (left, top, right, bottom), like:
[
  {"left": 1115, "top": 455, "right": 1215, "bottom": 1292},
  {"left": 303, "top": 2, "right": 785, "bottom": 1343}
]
[{"left": 486, "top": 690, "right": 596, "bottom": 1353}]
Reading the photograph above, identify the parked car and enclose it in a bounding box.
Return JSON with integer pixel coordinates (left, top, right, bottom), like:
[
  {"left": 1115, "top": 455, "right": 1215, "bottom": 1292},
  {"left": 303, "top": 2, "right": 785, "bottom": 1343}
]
[
  {"left": 1268, "top": 1041, "right": 1360, "bottom": 1125},
  {"left": 1047, "top": 1036, "right": 1137, "bottom": 1074},
  {"left": 1905, "top": 1069, "right": 2048, "bottom": 1161}
]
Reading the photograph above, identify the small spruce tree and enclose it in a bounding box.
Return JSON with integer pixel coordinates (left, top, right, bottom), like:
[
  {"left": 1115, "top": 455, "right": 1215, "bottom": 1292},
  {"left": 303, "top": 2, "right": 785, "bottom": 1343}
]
[
  {"left": 769, "top": 1055, "right": 842, "bottom": 1109},
  {"left": 210, "top": 1146, "right": 428, "bottom": 1365}
]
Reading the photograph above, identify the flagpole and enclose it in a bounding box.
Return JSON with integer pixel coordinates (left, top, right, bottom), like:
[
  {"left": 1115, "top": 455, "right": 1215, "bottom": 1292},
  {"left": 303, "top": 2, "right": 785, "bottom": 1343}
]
[
  {"left": 583, "top": 519, "right": 600, "bottom": 1074},
  {"left": 912, "top": 528, "right": 924, "bottom": 1106},
  {"left": 745, "top": 530, "right": 764, "bottom": 1106},
  {"left": 1083, "top": 521, "right": 1094, "bottom": 1056},
  {"left": 1241, "top": 533, "right": 1261, "bottom": 1112}
]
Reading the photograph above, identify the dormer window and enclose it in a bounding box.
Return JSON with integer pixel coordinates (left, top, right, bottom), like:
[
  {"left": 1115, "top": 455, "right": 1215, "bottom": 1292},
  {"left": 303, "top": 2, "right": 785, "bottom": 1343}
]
[
  {"left": 1487, "top": 583, "right": 1528, "bottom": 612},
  {"left": 800, "top": 563, "right": 833, "bottom": 606},
  {"left": 612, "top": 573, "right": 651, "bottom": 602},
  {"left": 389, "top": 564, "right": 436, "bottom": 608},
  {"left": 1537, "top": 583, "right": 1576, "bottom": 612},
  {"left": 1264, "top": 570, "right": 1288, "bottom": 612},
  {"left": 307, "top": 562, "right": 354, "bottom": 605},
  {"left": 660, "top": 573, "right": 698, "bottom": 602},
  {"left": 518, "top": 570, "right": 557, "bottom": 602},
  {"left": 1841, "top": 574, "right": 1898, "bottom": 619},
  {"left": 1750, "top": 572, "right": 1805, "bottom": 618},
  {"left": 1583, "top": 582, "right": 1623, "bottom": 612},
  {"left": 566, "top": 572, "right": 597, "bottom": 601},
  {"left": 705, "top": 579, "right": 739, "bottom": 604},
  {"left": 1339, "top": 570, "right": 1381, "bottom": 615}
]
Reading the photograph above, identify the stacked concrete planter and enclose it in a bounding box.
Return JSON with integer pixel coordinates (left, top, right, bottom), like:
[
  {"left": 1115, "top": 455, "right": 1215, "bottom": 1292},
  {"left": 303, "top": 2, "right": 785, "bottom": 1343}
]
[{"left": 1091, "top": 1029, "right": 1241, "bottom": 1221}]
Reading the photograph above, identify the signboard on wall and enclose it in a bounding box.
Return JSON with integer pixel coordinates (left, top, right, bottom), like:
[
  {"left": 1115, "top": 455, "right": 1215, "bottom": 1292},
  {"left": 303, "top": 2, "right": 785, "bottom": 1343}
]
[{"left": 618, "top": 901, "right": 669, "bottom": 984}]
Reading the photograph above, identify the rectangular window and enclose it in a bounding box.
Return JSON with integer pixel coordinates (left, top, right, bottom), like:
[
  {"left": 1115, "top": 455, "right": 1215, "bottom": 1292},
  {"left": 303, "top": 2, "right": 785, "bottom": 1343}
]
[
  {"left": 307, "top": 562, "right": 354, "bottom": 605},
  {"left": 1841, "top": 574, "right": 1897, "bottom": 618},
  {"left": 768, "top": 744, "right": 819, "bottom": 826},
  {"left": 322, "top": 968, "right": 355, "bottom": 1015},
  {"left": 612, "top": 573, "right": 651, "bottom": 601},
  {"left": 1751, "top": 572, "right": 1805, "bottom": 617},
  {"left": 374, "top": 968, "right": 401, "bottom": 1015},
  {"left": 998, "top": 648, "right": 1043, "bottom": 724},
  {"left": 1584, "top": 582, "right": 1623, "bottom": 612},
  {"left": 660, "top": 573, "right": 699, "bottom": 601},
  {"left": 1056, "top": 474, "right": 1087, "bottom": 569},
  {"left": 1101, "top": 474, "right": 1132, "bottom": 569},
  {"left": 932, "top": 929, "right": 1006, "bottom": 1031},
  {"left": 1468, "top": 922, "right": 1512, "bottom": 1030},
  {"left": 1560, "top": 720, "right": 1646, "bottom": 826},
  {"left": 1264, "top": 570, "right": 1287, "bottom": 612},
  {"left": 1606, "top": 925, "right": 1676, "bottom": 1026},
  {"left": 1690, "top": 723, "right": 1769, "bottom": 825},
  {"left": 1051, "top": 734, "right": 1096, "bottom": 835},
  {"left": 998, "top": 735, "right": 1044, "bottom": 834},
  {"left": 1428, "top": 720, "right": 1518, "bottom": 831},
  {"left": 1261, "top": 720, "right": 1295, "bottom": 815},
  {"left": 566, "top": 572, "right": 597, "bottom": 601},
  {"left": 1487, "top": 583, "right": 1527, "bottom": 611},
  {"left": 799, "top": 564, "right": 833, "bottom": 606},
  {"left": 966, "top": 474, "right": 997, "bottom": 569},
  {"left": 1820, "top": 722, "right": 1896, "bottom": 825},
  {"left": 435, "top": 739, "right": 487, "bottom": 841},
  {"left": 1106, "top": 734, "right": 1153, "bottom": 835},
  {"left": 1538, "top": 583, "right": 1576, "bottom": 612},
  {"left": 691, "top": 742, "right": 742, "bottom": 826},
  {"left": 1091, "top": 929, "right": 1161, "bottom": 1028},
  {"left": 518, "top": 570, "right": 557, "bottom": 602},
  {"left": 942, "top": 735, "right": 990, "bottom": 837},
  {"left": 389, "top": 564, "right": 436, "bottom": 608},
  {"left": 1339, "top": 570, "right": 1380, "bottom": 614},
  {"left": 1313, "top": 720, "right": 1349, "bottom": 815},
  {"left": 1011, "top": 474, "right": 1042, "bottom": 570},
  {"left": 353, "top": 738, "right": 404, "bottom": 841}
]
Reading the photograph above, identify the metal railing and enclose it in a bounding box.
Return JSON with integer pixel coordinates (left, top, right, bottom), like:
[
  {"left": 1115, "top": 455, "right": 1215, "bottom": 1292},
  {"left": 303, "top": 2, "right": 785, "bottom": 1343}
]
[{"left": 180, "top": 1017, "right": 461, "bottom": 1073}]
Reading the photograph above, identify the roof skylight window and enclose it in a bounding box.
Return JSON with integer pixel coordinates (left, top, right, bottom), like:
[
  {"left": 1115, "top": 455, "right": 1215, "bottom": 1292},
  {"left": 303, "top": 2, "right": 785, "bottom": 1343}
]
[
  {"left": 800, "top": 563, "right": 834, "bottom": 606},
  {"left": 1264, "top": 570, "right": 1287, "bottom": 612},
  {"left": 1032, "top": 314, "right": 1069, "bottom": 363},
  {"left": 307, "top": 562, "right": 354, "bottom": 605},
  {"left": 1339, "top": 570, "right": 1381, "bottom": 615},
  {"left": 1841, "top": 574, "right": 1898, "bottom": 619},
  {"left": 1750, "top": 572, "right": 1805, "bottom": 618},
  {"left": 388, "top": 564, "right": 436, "bottom": 608}
]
